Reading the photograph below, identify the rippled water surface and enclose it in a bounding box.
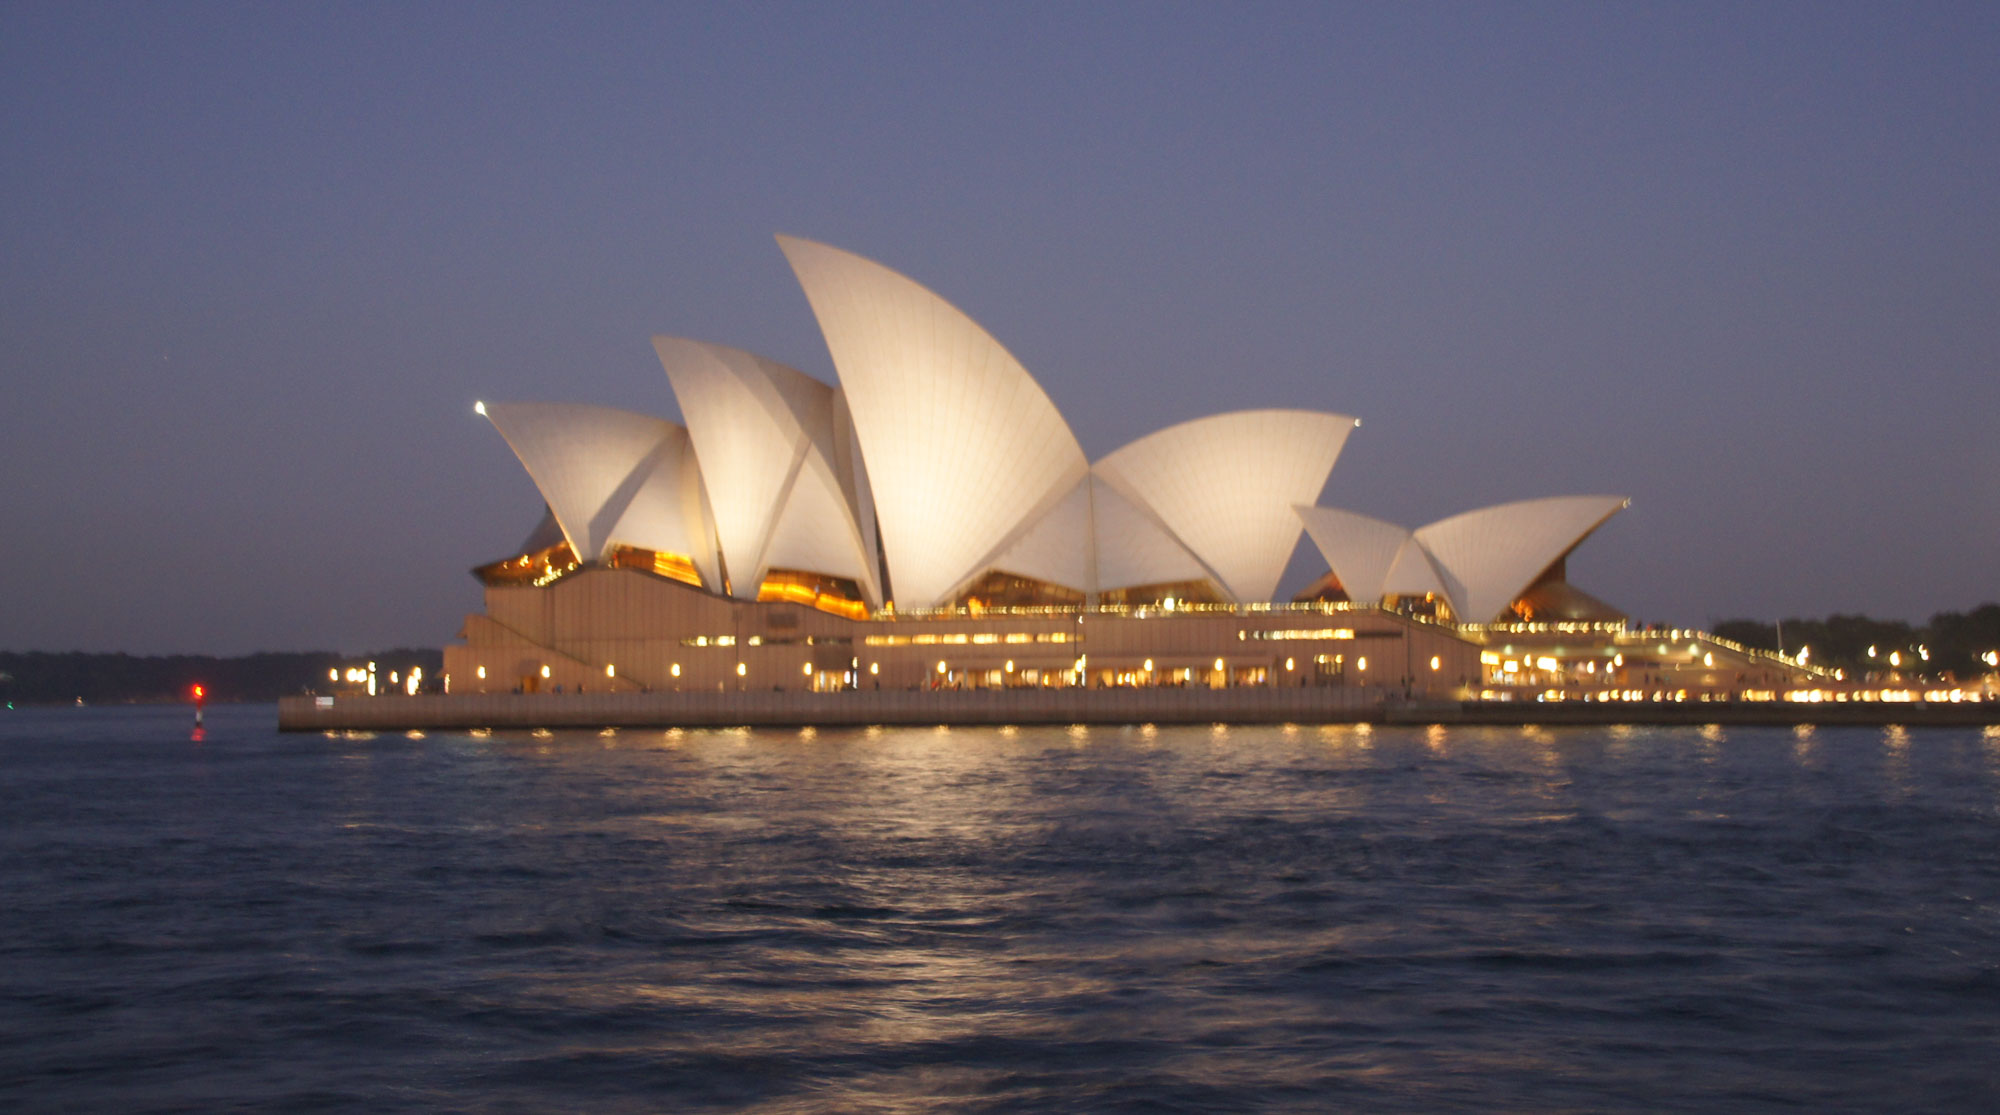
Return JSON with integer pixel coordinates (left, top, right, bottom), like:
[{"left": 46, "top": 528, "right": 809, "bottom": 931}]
[{"left": 4, "top": 707, "right": 2000, "bottom": 1112}]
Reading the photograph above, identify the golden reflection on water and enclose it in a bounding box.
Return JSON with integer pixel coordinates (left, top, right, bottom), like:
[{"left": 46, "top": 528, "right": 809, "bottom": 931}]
[
  {"left": 1424, "top": 724, "right": 1448, "bottom": 754},
  {"left": 1880, "top": 723, "right": 1913, "bottom": 797},
  {"left": 1791, "top": 723, "right": 1817, "bottom": 766}
]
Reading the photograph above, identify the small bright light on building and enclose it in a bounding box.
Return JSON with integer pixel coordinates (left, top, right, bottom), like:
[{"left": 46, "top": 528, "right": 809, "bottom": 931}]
[
  {"left": 605, "top": 664, "right": 616, "bottom": 678},
  {"left": 736, "top": 662, "right": 747, "bottom": 676},
  {"left": 1357, "top": 657, "right": 1367, "bottom": 671},
  {"left": 869, "top": 662, "right": 879, "bottom": 675},
  {"left": 1005, "top": 660, "right": 1015, "bottom": 672},
  {"left": 803, "top": 663, "right": 813, "bottom": 676},
  {"left": 1285, "top": 657, "right": 1295, "bottom": 671},
  {"left": 1429, "top": 656, "right": 1441, "bottom": 671},
  {"left": 1868, "top": 645, "right": 1878, "bottom": 658},
  {"left": 476, "top": 666, "right": 486, "bottom": 679},
  {"left": 937, "top": 661, "right": 948, "bottom": 674},
  {"left": 1613, "top": 654, "right": 1623, "bottom": 667},
  {"left": 1213, "top": 658, "right": 1224, "bottom": 672},
  {"left": 1702, "top": 652, "right": 1714, "bottom": 667},
  {"left": 328, "top": 668, "right": 338, "bottom": 682},
  {"left": 670, "top": 663, "right": 681, "bottom": 677},
  {"left": 540, "top": 664, "right": 551, "bottom": 679},
  {"left": 1143, "top": 659, "right": 1154, "bottom": 672},
  {"left": 1889, "top": 651, "right": 1901, "bottom": 667}
]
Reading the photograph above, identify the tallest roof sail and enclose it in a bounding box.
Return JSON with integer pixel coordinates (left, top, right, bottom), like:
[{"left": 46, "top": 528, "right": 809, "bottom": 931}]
[{"left": 777, "top": 235, "right": 1089, "bottom": 608}]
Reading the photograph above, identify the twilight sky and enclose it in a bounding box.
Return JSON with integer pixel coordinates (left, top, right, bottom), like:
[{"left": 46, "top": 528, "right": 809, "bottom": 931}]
[{"left": 3, "top": 2, "right": 1995, "bottom": 655}]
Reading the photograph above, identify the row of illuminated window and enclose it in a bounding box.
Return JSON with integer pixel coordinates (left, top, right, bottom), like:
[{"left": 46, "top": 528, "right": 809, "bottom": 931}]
[
  {"left": 678, "top": 634, "right": 853, "bottom": 648},
  {"left": 862, "top": 632, "right": 1073, "bottom": 647},
  {"left": 1246, "top": 628, "right": 1356, "bottom": 641}
]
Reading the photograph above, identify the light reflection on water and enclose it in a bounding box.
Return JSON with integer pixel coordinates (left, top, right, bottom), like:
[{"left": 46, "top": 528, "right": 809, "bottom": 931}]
[{"left": 2, "top": 706, "right": 1999, "bottom": 1112}]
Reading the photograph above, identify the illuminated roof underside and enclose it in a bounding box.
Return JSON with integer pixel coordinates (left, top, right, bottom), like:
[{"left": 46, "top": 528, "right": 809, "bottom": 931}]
[
  {"left": 481, "top": 402, "right": 717, "bottom": 586},
  {"left": 652, "top": 337, "right": 881, "bottom": 605},
  {"left": 1096, "top": 410, "right": 1356, "bottom": 604},
  {"left": 778, "top": 234, "right": 1089, "bottom": 608}
]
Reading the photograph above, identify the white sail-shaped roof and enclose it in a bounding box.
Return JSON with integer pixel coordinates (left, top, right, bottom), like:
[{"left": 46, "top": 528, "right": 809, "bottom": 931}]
[
  {"left": 1414, "top": 495, "right": 1629, "bottom": 622},
  {"left": 1382, "top": 537, "right": 1447, "bottom": 598},
  {"left": 777, "top": 235, "right": 1090, "bottom": 608},
  {"left": 481, "top": 402, "right": 716, "bottom": 585},
  {"left": 1095, "top": 410, "right": 1356, "bottom": 603},
  {"left": 1294, "top": 506, "right": 1416, "bottom": 603},
  {"left": 982, "top": 477, "right": 1094, "bottom": 593},
  {"left": 652, "top": 337, "right": 879, "bottom": 604},
  {"left": 1090, "top": 475, "right": 1210, "bottom": 592},
  {"left": 980, "top": 474, "right": 1212, "bottom": 598}
]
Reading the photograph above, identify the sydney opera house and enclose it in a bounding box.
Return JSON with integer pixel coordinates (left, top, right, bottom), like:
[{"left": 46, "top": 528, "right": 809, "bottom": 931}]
[{"left": 437, "top": 236, "right": 1808, "bottom": 706}]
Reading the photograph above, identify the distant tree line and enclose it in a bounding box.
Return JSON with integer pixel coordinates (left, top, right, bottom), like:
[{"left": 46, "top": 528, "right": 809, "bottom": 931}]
[
  {"left": 1712, "top": 603, "right": 2000, "bottom": 680},
  {"left": 0, "top": 649, "right": 444, "bottom": 706}
]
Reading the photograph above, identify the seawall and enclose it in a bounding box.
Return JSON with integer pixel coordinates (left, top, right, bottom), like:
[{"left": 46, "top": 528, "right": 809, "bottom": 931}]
[{"left": 277, "top": 689, "right": 1999, "bottom": 731}]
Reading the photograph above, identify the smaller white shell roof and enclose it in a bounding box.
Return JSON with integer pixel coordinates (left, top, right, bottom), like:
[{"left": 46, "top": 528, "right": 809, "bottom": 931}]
[
  {"left": 1413, "top": 495, "right": 1629, "bottom": 622},
  {"left": 1096, "top": 410, "right": 1356, "bottom": 603},
  {"left": 653, "top": 336, "right": 879, "bottom": 604},
  {"left": 1294, "top": 506, "right": 1413, "bottom": 603},
  {"left": 481, "top": 402, "right": 716, "bottom": 585}
]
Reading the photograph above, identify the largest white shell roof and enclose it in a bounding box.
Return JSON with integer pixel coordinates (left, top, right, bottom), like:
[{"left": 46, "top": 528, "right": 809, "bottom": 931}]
[{"left": 778, "top": 235, "right": 1090, "bottom": 608}]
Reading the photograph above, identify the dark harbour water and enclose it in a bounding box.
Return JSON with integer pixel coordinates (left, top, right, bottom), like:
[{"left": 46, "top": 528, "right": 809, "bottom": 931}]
[{"left": 3, "top": 708, "right": 2000, "bottom": 1113}]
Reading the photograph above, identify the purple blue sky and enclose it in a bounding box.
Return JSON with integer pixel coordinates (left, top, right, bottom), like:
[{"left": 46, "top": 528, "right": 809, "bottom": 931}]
[{"left": 3, "top": 3, "right": 1995, "bottom": 655}]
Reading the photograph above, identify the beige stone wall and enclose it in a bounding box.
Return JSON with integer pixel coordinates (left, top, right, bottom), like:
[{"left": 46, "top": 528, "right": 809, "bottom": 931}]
[{"left": 442, "top": 568, "right": 1483, "bottom": 700}]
